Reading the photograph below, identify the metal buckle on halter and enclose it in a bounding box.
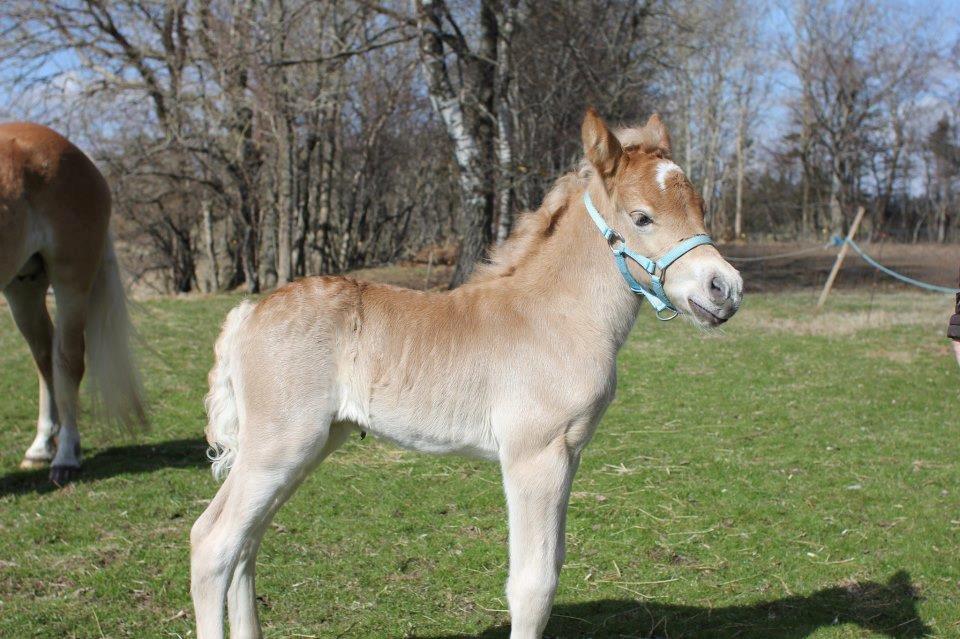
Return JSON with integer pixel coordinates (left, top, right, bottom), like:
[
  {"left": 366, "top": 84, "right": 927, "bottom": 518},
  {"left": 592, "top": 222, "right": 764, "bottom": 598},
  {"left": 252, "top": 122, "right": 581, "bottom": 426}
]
[
  {"left": 603, "top": 228, "right": 625, "bottom": 252},
  {"left": 655, "top": 307, "right": 679, "bottom": 321}
]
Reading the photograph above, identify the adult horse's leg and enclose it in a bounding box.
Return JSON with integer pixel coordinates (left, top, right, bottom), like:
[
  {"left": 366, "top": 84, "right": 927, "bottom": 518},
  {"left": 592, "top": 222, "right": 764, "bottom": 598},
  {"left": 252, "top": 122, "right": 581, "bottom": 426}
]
[
  {"left": 223, "top": 423, "right": 352, "bottom": 639},
  {"left": 47, "top": 282, "right": 90, "bottom": 485},
  {"left": 501, "top": 436, "right": 579, "bottom": 639},
  {"left": 192, "top": 418, "right": 344, "bottom": 639},
  {"left": 3, "top": 269, "right": 59, "bottom": 468}
]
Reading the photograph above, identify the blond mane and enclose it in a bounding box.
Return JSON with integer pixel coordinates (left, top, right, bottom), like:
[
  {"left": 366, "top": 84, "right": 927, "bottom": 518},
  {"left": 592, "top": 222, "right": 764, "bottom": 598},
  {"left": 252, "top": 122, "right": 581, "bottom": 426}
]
[
  {"left": 469, "top": 162, "right": 592, "bottom": 283},
  {"left": 469, "top": 122, "right": 663, "bottom": 284}
]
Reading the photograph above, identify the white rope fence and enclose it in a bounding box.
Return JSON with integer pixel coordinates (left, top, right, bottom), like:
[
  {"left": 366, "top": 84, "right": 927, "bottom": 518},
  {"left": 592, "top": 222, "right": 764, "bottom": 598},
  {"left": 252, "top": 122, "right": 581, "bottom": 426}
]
[
  {"left": 833, "top": 236, "right": 960, "bottom": 294},
  {"left": 722, "top": 235, "right": 958, "bottom": 295},
  {"left": 724, "top": 244, "right": 831, "bottom": 263}
]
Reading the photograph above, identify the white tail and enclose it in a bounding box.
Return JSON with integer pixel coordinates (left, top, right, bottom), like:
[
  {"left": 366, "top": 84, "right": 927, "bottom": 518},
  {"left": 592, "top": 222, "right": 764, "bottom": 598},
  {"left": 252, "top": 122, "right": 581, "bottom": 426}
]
[
  {"left": 85, "top": 236, "right": 148, "bottom": 431},
  {"left": 205, "top": 300, "right": 255, "bottom": 481}
]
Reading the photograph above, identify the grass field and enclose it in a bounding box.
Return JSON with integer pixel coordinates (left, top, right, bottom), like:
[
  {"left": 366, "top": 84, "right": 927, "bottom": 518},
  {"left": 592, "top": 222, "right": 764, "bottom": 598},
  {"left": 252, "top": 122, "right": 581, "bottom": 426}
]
[{"left": 0, "top": 288, "right": 957, "bottom": 638}]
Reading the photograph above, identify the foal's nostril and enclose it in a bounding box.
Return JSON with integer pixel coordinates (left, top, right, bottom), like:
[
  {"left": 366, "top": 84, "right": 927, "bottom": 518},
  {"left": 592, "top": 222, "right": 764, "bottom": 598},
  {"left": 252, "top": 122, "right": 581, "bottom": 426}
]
[{"left": 709, "top": 275, "right": 729, "bottom": 303}]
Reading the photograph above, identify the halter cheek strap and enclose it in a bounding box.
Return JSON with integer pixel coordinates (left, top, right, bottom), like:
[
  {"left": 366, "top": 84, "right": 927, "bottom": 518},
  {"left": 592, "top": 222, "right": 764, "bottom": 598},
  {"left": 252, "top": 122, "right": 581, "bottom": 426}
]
[{"left": 583, "top": 192, "right": 713, "bottom": 320}]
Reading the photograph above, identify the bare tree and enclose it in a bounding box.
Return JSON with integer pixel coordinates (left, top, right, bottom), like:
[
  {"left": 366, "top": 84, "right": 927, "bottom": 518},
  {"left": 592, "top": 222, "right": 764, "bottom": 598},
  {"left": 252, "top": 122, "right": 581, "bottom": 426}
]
[
  {"left": 784, "top": 0, "right": 935, "bottom": 235},
  {"left": 0, "top": 0, "right": 955, "bottom": 296},
  {"left": 413, "top": 0, "right": 497, "bottom": 286}
]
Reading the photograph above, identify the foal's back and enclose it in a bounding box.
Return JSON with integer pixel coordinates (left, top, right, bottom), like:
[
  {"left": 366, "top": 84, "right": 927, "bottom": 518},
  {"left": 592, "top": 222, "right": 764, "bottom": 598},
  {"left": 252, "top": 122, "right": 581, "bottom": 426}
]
[
  {"left": 233, "top": 273, "right": 604, "bottom": 459},
  {"left": 237, "top": 276, "right": 511, "bottom": 455}
]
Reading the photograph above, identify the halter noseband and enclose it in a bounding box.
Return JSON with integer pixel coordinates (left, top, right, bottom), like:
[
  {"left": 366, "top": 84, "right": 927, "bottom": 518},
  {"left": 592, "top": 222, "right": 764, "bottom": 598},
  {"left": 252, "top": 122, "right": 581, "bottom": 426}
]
[{"left": 583, "top": 192, "right": 713, "bottom": 321}]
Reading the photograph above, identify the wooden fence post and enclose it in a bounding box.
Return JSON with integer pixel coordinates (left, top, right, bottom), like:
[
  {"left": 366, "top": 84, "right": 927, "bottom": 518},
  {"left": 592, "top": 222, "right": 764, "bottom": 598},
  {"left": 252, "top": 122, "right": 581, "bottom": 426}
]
[{"left": 816, "top": 205, "right": 866, "bottom": 311}]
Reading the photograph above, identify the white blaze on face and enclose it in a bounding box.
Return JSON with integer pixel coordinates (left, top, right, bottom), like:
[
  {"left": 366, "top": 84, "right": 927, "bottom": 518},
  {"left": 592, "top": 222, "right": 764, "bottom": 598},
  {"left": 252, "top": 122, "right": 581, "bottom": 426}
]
[{"left": 655, "top": 161, "right": 683, "bottom": 191}]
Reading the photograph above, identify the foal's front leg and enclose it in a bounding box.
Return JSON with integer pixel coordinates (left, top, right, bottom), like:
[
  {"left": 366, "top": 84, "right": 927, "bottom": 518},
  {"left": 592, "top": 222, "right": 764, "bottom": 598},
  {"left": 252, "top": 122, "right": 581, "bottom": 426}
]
[{"left": 500, "top": 438, "right": 578, "bottom": 639}]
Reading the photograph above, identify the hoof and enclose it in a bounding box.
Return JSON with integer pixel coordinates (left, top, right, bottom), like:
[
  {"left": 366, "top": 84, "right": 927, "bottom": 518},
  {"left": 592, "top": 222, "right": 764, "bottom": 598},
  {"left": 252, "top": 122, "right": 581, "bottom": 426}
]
[
  {"left": 49, "top": 464, "right": 81, "bottom": 487},
  {"left": 20, "top": 457, "right": 52, "bottom": 470}
]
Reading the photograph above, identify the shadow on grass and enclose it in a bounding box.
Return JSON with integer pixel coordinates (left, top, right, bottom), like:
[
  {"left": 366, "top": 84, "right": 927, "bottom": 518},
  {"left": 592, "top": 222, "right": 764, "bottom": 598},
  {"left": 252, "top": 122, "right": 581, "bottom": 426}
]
[
  {"left": 417, "top": 571, "right": 929, "bottom": 638},
  {"left": 0, "top": 437, "right": 207, "bottom": 497}
]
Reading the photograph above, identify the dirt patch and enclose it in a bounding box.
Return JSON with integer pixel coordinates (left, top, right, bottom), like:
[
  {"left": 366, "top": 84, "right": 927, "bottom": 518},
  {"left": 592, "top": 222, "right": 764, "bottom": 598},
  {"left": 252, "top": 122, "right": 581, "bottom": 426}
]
[{"left": 719, "top": 242, "right": 958, "bottom": 293}]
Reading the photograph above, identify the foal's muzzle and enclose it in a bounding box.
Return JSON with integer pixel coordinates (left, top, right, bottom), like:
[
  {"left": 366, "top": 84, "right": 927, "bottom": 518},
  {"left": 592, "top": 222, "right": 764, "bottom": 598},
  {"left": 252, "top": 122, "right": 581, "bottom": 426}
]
[{"left": 687, "top": 268, "right": 742, "bottom": 326}]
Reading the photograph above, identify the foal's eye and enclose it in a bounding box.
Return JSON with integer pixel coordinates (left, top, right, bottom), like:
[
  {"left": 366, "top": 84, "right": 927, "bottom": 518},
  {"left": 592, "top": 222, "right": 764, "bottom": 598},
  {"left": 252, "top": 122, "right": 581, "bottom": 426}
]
[{"left": 635, "top": 213, "right": 653, "bottom": 228}]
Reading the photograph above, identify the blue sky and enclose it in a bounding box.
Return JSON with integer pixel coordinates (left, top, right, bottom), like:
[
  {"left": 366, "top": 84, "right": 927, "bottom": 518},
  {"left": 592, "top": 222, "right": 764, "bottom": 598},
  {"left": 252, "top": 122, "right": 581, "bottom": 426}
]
[
  {"left": 755, "top": 0, "right": 959, "bottom": 148},
  {"left": 2, "top": 1, "right": 958, "bottom": 155}
]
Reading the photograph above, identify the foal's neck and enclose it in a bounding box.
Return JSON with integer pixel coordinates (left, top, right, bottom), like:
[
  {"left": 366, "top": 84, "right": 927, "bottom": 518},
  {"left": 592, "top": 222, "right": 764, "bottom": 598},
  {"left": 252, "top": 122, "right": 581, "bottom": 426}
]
[{"left": 508, "top": 183, "right": 643, "bottom": 352}]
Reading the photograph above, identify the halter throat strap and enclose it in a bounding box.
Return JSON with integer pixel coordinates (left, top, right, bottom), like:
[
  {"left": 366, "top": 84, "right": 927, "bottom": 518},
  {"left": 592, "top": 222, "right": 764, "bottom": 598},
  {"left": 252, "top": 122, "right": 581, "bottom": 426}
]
[{"left": 583, "top": 191, "right": 713, "bottom": 320}]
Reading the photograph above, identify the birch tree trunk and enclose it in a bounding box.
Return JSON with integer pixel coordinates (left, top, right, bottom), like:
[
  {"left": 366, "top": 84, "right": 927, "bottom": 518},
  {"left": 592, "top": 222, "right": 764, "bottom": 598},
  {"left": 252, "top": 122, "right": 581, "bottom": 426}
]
[
  {"left": 829, "top": 159, "right": 844, "bottom": 235},
  {"left": 293, "top": 130, "right": 317, "bottom": 277},
  {"left": 495, "top": 0, "right": 519, "bottom": 245},
  {"left": 271, "top": 0, "right": 293, "bottom": 285},
  {"left": 275, "top": 121, "right": 293, "bottom": 284},
  {"left": 734, "top": 102, "right": 745, "bottom": 239},
  {"left": 415, "top": 0, "right": 495, "bottom": 288},
  {"left": 202, "top": 196, "right": 220, "bottom": 292},
  {"left": 700, "top": 100, "right": 722, "bottom": 235},
  {"left": 315, "top": 77, "right": 342, "bottom": 273}
]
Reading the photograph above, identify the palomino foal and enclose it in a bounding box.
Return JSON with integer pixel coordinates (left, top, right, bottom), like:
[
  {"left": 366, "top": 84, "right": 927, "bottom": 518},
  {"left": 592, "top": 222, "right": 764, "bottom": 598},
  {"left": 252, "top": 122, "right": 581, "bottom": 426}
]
[
  {"left": 0, "top": 123, "right": 145, "bottom": 483},
  {"left": 191, "top": 109, "right": 742, "bottom": 638}
]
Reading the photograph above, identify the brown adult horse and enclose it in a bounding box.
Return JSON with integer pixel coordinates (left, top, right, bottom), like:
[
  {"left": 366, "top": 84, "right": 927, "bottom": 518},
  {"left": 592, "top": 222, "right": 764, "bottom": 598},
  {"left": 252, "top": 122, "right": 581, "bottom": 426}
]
[{"left": 0, "top": 123, "right": 146, "bottom": 484}]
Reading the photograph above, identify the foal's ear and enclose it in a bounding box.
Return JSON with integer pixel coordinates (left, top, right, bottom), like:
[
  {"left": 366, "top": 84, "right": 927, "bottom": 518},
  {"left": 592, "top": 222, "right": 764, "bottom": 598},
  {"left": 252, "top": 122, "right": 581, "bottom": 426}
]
[
  {"left": 640, "top": 113, "right": 672, "bottom": 158},
  {"left": 581, "top": 107, "right": 623, "bottom": 178}
]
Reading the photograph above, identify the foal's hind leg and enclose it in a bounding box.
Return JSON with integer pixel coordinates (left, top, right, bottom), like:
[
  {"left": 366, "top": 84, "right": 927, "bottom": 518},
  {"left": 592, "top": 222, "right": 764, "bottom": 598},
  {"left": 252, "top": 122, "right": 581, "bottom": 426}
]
[
  {"left": 3, "top": 271, "right": 58, "bottom": 468},
  {"left": 192, "top": 456, "right": 317, "bottom": 639},
  {"left": 224, "top": 423, "right": 353, "bottom": 639},
  {"left": 192, "top": 419, "right": 347, "bottom": 639}
]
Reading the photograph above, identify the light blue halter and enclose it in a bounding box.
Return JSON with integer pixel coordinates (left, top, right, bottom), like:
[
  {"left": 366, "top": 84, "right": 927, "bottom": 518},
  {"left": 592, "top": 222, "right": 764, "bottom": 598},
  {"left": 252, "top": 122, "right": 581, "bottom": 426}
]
[{"left": 583, "top": 192, "right": 713, "bottom": 320}]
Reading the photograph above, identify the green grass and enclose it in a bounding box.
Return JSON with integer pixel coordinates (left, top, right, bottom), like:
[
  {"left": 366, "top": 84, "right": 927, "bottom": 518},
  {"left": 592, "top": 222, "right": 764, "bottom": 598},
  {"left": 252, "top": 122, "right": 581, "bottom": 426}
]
[{"left": 0, "top": 288, "right": 958, "bottom": 638}]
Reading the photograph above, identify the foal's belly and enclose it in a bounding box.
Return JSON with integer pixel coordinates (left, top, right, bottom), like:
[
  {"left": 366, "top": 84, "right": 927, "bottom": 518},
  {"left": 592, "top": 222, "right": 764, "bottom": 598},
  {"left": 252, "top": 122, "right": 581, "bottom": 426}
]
[
  {"left": 336, "top": 386, "right": 500, "bottom": 461},
  {"left": 363, "top": 420, "right": 499, "bottom": 461}
]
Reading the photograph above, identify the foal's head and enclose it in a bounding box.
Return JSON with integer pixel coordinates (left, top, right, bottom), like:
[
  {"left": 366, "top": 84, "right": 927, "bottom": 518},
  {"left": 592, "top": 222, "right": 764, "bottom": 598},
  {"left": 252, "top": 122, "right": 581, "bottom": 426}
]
[{"left": 581, "top": 109, "right": 742, "bottom": 326}]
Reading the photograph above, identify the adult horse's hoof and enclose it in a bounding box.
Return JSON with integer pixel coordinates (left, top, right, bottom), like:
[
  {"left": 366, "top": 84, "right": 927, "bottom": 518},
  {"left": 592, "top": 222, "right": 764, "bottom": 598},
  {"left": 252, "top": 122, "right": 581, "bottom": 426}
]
[
  {"left": 19, "top": 457, "right": 52, "bottom": 470},
  {"left": 50, "top": 465, "right": 81, "bottom": 487}
]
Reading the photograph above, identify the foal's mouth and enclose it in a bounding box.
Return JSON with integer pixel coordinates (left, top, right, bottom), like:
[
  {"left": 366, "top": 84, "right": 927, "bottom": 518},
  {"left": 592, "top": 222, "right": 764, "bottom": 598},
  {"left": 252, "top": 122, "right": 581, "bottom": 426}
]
[{"left": 688, "top": 298, "right": 728, "bottom": 326}]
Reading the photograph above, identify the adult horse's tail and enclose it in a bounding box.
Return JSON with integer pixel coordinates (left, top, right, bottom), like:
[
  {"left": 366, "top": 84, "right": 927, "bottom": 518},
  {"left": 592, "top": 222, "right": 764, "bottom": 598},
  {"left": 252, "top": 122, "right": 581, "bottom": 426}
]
[
  {"left": 85, "top": 236, "right": 148, "bottom": 431},
  {"left": 204, "top": 300, "right": 255, "bottom": 481}
]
